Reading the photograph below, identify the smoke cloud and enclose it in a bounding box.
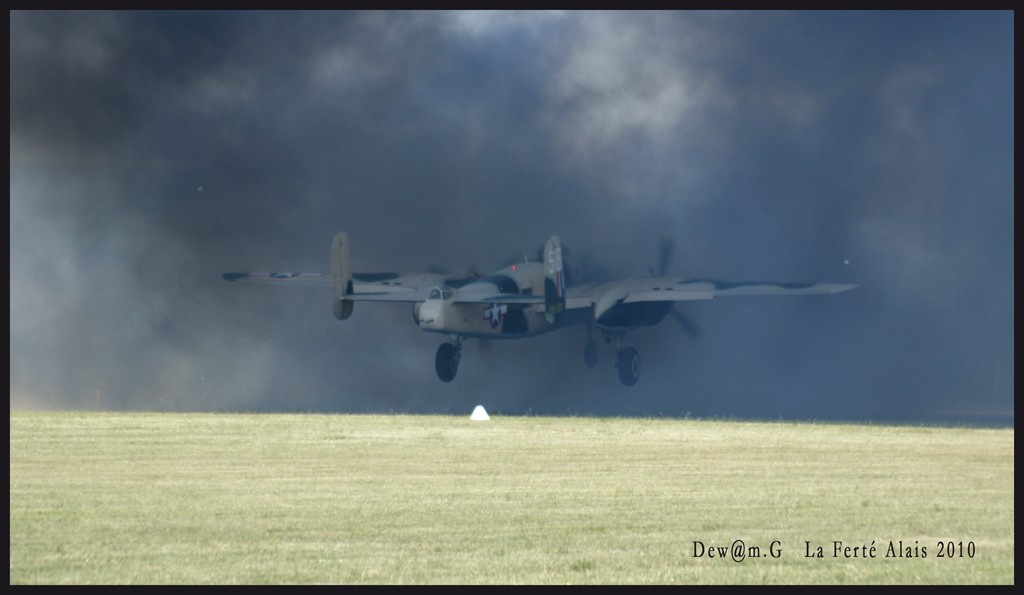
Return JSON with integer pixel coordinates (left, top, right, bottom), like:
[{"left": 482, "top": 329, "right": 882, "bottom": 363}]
[{"left": 10, "top": 11, "right": 1013, "bottom": 424}]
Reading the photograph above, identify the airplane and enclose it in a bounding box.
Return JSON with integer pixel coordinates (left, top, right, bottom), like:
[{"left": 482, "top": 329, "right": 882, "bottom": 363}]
[{"left": 223, "top": 233, "right": 855, "bottom": 386}]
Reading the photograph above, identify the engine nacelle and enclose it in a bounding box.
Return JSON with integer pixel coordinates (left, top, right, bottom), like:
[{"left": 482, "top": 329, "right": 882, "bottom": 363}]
[{"left": 595, "top": 299, "right": 672, "bottom": 333}]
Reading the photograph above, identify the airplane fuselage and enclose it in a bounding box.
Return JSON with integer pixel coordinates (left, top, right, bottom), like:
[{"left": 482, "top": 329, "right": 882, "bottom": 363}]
[{"left": 413, "top": 262, "right": 588, "bottom": 339}]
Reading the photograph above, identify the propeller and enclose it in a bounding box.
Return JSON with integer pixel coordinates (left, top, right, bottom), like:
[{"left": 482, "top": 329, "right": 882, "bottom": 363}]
[
  {"left": 656, "top": 237, "right": 674, "bottom": 277},
  {"left": 652, "top": 237, "right": 703, "bottom": 341},
  {"left": 670, "top": 308, "right": 703, "bottom": 341}
]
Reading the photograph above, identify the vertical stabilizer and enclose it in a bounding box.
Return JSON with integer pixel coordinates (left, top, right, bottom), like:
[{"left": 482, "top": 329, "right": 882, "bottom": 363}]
[
  {"left": 331, "top": 232, "right": 354, "bottom": 320},
  {"left": 543, "top": 235, "right": 565, "bottom": 323}
]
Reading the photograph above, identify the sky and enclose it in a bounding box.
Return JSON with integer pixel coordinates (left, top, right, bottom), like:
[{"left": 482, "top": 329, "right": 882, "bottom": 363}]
[{"left": 10, "top": 11, "right": 1014, "bottom": 424}]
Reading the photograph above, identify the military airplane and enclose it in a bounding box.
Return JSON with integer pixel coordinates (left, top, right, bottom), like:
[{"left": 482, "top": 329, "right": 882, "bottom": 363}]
[{"left": 223, "top": 233, "right": 855, "bottom": 386}]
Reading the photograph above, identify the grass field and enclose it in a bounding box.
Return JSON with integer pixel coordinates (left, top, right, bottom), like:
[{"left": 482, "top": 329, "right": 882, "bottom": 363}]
[{"left": 9, "top": 411, "right": 1014, "bottom": 584}]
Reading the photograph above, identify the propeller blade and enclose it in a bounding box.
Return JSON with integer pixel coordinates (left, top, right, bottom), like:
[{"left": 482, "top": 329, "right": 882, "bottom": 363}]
[
  {"left": 656, "top": 237, "right": 674, "bottom": 277},
  {"left": 670, "top": 307, "right": 703, "bottom": 340}
]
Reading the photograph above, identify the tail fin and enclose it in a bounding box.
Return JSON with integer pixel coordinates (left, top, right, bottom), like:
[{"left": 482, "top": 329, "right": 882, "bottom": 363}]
[
  {"left": 543, "top": 235, "right": 565, "bottom": 323},
  {"left": 331, "top": 232, "right": 354, "bottom": 320}
]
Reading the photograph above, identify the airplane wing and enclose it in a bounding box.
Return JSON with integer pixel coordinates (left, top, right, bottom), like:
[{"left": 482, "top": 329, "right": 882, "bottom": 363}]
[
  {"left": 565, "top": 278, "right": 857, "bottom": 309},
  {"left": 221, "top": 272, "right": 330, "bottom": 286},
  {"left": 223, "top": 271, "right": 853, "bottom": 309},
  {"left": 222, "top": 230, "right": 555, "bottom": 309},
  {"left": 220, "top": 270, "right": 548, "bottom": 305},
  {"left": 221, "top": 271, "right": 451, "bottom": 302},
  {"left": 346, "top": 291, "right": 542, "bottom": 304}
]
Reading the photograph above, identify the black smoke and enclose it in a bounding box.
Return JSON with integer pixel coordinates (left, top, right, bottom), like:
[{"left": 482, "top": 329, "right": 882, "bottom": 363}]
[{"left": 10, "top": 11, "right": 1013, "bottom": 425}]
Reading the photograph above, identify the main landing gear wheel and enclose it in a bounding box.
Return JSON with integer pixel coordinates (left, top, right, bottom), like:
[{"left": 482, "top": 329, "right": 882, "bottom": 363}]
[
  {"left": 435, "top": 342, "right": 461, "bottom": 383},
  {"left": 616, "top": 346, "right": 640, "bottom": 386},
  {"left": 584, "top": 341, "right": 599, "bottom": 368}
]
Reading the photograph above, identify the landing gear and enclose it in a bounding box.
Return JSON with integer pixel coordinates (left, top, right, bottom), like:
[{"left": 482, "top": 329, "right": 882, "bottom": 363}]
[
  {"left": 593, "top": 329, "right": 638, "bottom": 385},
  {"left": 616, "top": 346, "right": 640, "bottom": 386},
  {"left": 435, "top": 340, "right": 462, "bottom": 382},
  {"left": 597, "top": 332, "right": 641, "bottom": 386}
]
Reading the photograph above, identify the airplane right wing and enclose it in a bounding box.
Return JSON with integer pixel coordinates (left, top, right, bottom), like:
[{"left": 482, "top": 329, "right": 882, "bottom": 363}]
[{"left": 565, "top": 278, "right": 857, "bottom": 310}]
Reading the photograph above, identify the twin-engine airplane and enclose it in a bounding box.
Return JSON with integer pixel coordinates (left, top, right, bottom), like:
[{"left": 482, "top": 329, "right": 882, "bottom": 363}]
[{"left": 223, "top": 233, "right": 855, "bottom": 386}]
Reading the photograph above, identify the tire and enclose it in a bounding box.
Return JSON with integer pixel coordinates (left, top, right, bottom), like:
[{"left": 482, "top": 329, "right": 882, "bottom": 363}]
[
  {"left": 435, "top": 342, "right": 459, "bottom": 383},
  {"left": 616, "top": 347, "right": 640, "bottom": 386}
]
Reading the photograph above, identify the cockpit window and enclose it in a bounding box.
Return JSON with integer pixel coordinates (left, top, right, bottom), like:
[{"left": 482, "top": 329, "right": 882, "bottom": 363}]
[{"left": 427, "top": 287, "right": 452, "bottom": 301}]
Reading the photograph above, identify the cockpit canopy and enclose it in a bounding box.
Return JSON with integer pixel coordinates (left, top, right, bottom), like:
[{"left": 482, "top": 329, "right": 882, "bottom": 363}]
[{"left": 427, "top": 286, "right": 453, "bottom": 301}]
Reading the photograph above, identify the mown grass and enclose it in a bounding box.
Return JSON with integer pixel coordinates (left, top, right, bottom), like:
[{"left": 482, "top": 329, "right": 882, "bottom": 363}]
[{"left": 9, "top": 411, "right": 1013, "bottom": 584}]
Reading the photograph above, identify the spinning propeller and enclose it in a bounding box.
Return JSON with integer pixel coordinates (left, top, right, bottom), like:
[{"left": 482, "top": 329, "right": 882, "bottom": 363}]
[{"left": 651, "top": 237, "right": 703, "bottom": 341}]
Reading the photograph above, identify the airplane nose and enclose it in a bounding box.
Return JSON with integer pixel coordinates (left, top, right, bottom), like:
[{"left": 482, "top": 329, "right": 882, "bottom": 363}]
[{"left": 417, "top": 300, "right": 443, "bottom": 328}]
